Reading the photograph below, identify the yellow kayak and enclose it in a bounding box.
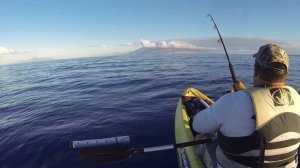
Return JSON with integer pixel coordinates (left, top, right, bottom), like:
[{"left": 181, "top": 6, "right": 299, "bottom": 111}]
[{"left": 175, "top": 87, "right": 214, "bottom": 168}]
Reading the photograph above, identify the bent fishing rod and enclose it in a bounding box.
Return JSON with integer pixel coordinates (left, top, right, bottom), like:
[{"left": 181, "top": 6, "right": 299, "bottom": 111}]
[{"left": 207, "top": 14, "right": 238, "bottom": 84}]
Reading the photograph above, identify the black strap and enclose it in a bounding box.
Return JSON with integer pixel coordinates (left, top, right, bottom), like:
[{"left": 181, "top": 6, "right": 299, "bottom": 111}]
[
  {"left": 257, "top": 137, "right": 265, "bottom": 168},
  {"left": 226, "top": 154, "right": 297, "bottom": 168}
]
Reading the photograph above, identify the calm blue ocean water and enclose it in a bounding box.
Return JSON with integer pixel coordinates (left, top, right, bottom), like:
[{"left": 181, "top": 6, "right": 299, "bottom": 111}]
[{"left": 0, "top": 54, "right": 299, "bottom": 168}]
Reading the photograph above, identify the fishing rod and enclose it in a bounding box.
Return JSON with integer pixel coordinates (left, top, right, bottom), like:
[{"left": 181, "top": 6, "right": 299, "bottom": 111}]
[
  {"left": 207, "top": 14, "right": 238, "bottom": 84},
  {"left": 71, "top": 136, "right": 214, "bottom": 163}
]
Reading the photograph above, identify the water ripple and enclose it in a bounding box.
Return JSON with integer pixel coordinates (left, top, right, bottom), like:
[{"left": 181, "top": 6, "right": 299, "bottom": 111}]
[{"left": 0, "top": 54, "right": 299, "bottom": 168}]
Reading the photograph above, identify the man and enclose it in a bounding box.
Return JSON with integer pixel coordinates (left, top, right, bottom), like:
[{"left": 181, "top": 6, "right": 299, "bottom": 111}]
[{"left": 192, "top": 44, "right": 300, "bottom": 168}]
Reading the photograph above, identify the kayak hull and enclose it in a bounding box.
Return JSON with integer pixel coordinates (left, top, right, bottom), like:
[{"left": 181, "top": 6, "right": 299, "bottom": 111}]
[{"left": 175, "top": 87, "right": 214, "bottom": 168}]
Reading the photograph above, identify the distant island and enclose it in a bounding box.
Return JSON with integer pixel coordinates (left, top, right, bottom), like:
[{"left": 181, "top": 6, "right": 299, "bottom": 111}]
[
  {"left": 127, "top": 47, "right": 300, "bottom": 57},
  {"left": 16, "top": 57, "right": 53, "bottom": 65},
  {"left": 127, "top": 47, "right": 219, "bottom": 56}
]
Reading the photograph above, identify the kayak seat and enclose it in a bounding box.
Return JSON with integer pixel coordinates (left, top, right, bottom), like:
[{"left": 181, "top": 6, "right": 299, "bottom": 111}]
[
  {"left": 181, "top": 96, "right": 207, "bottom": 118},
  {"left": 181, "top": 96, "right": 208, "bottom": 136}
]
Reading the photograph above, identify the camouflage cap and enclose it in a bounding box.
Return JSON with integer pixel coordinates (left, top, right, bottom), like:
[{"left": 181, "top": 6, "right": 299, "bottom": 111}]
[{"left": 253, "top": 44, "right": 289, "bottom": 74}]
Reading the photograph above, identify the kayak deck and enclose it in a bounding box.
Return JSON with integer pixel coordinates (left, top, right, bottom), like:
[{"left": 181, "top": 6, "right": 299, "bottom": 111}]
[{"left": 175, "top": 87, "right": 214, "bottom": 168}]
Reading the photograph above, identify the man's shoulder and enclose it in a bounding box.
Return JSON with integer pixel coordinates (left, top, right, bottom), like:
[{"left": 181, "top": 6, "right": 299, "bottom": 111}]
[
  {"left": 214, "top": 91, "right": 252, "bottom": 109},
  {"left": 220, "top": 91, "right": 250, "bottom": 101}
]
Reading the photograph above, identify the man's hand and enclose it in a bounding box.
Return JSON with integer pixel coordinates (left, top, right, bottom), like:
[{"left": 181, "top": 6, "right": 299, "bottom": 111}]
[
  {"left": 233, "top": 81, "right": 246, "bottom": 91},
  {"left": 223, "top": 81, "right": 247, "bottom": 94}
]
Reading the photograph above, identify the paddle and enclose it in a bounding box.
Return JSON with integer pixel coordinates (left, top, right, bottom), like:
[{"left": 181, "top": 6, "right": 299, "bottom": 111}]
[{"left": 76, "top": 138, "right": 214, "bottom": 163}]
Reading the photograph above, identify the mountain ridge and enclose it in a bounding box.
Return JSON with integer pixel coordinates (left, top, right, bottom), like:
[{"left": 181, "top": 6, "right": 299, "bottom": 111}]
[{"left": 127, "top": 47, "right": 219, "bottom": 56}]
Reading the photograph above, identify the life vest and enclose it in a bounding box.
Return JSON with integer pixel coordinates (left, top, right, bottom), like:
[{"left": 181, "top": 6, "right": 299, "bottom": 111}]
[{"left": 218, "top": 86, "right": 300, "bottom": 167}]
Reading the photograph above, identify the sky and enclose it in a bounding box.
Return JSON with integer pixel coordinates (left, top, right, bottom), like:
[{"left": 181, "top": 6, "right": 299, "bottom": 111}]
[{"left": 1, "top": 0, "right": 300, "bottom": 65}]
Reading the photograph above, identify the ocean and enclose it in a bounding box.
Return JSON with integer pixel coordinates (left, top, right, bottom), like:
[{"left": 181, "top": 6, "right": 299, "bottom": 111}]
[{"left": 0, "top": 54, "right": 299, "bottom": 168}]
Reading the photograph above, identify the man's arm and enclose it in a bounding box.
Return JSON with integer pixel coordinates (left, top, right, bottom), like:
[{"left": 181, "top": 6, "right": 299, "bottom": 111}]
[
  {"left": 192, "top": 93, "right": 233, "bottom": 133},
  {"left": 192, "top": 105, "right": 221, "bottom": 133}
]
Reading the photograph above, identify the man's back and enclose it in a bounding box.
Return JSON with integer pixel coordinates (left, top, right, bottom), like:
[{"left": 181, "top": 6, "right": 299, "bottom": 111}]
[
  {"left": 193, "top": 87, "right": 300, "bottom": 168},
  {"left": 193, "top": 91, "right": 255, "bottom": 137}
]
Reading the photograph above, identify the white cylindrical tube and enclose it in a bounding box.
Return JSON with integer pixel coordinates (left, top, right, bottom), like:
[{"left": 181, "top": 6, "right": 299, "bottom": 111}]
[
  {"left": 200, "top": 99, "right": 210, "bottom": 108},
  {"left": 71, "top": 136, "right": 130, "bottom": 149},
  {"left": 144, "top": 144, "right": 174, "bottom": 153}
]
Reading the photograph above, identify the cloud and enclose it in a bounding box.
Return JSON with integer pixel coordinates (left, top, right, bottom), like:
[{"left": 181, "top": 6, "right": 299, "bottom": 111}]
[
  {"left": 122, "top": 37, "right": 300, "bottom": 55},
  {"left": 99, "top": 44, "right": 108, "bottom": 48},
  {"left": 0, "top": 47, "right": 17, "bottom": 55},
  {"left": 120, "top": 42, "right": 139, "bottom": 47},
  {"left": 139, "top": 39, "right": 157, "bottom": 48},
  {"left": 139, "top": 39, "right": 203, "bottom": 49},
  {"left": 88, "top": 44, "right": 109, "bottom": 48},
  {"left": 0, "top": 46, "right": 35, "bottom": 65},
  {"left": 0, "top": 46, "right": 33, "bottom": 56},
  {"left": 122, "top": 39, "right": 204, "bottom": 49},
  {"left": 212, "top": 37, "right": 300, "bottom": 55},
  {"left": 273, "top": 40, "right": 300, "bottom": 55}
]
